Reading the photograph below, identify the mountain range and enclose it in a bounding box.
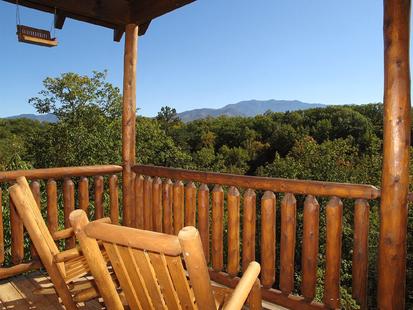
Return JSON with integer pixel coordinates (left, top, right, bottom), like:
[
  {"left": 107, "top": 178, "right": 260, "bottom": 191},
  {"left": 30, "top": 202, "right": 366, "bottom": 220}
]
[
  {"left": 5, "top": 113, "right": 58, "bottom": 123},
  {"left": 3, "top": 100, "right": 326, "bottom": 123},
  {"left": 177, "top": 100, "right": 325, "bottom": 122}
]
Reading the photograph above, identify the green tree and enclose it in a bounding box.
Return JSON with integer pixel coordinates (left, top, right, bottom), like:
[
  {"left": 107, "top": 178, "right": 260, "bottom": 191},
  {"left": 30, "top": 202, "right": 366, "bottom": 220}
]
[
  {"left": 156, "top": 106, "right": 181, "bottom": 134},
  {"left": 136, "top": 116, "right": 191, "bottom": 167},
  {"left": 0, "top": 119, "right": 47, "bottom": 170},
  {"left": 27, "top": 71, "right": 122, "bottom": 167}
]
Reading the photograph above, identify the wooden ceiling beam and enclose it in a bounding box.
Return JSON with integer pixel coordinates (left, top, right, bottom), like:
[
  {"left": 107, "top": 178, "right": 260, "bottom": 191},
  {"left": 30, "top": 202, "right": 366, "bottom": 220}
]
[
  {"left": 113, "top": 27, "right": 125, "bottom": 42},
  {"left": 113, "top": 21, "right": 150, "bottom": 42},
  {"left": 138, "top": 21, "right": 151, "bottom": 36},
  {"left": 54, "top": 11, "right": 66, "bottom": 29}
]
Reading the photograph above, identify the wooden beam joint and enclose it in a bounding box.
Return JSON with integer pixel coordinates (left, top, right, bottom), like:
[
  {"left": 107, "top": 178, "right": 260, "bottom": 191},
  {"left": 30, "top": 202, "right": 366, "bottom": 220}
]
[
  {"left": 138, "top": 21, "right": 151, "bottom": 36},
  {"left": 54, "top": 11, "right": 66, "bottom": 29},
  {"left": 113, "top": 27, "right": 125, "bottom": 42}
]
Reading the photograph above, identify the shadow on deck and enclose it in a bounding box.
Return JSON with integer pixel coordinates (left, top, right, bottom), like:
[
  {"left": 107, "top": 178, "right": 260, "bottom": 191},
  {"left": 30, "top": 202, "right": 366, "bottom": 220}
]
[
  {"left": 0, "top": 271, "right": 286, "bottom": 310},
  {"left": 0, "top": 271, "right": 104, "bottom": 309}
]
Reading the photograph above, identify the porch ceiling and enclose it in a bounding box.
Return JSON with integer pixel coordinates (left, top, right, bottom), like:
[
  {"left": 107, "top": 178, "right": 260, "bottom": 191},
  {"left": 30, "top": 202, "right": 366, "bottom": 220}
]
[{"left": 2, "top": 0, "right": 195, "bottom": 40}]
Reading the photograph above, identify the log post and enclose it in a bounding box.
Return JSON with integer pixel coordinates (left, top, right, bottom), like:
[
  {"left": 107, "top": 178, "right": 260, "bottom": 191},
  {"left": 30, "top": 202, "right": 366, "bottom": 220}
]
[
  {"left": 122, "top": 24, "right": 138, "bottom": 227},
  {"left": 378, "top": 1, "right": 411, "bottom": 308}
]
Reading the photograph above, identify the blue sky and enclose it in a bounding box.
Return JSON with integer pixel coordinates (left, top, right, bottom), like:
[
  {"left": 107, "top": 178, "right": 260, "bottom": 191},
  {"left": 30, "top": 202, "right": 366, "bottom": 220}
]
[{"left": 0, "top": 0, "right": 391, "bottom": 117}]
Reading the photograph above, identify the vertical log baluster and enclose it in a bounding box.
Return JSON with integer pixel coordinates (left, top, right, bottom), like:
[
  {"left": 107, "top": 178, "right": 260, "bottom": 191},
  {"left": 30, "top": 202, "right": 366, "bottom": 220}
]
[
  {"left": 242, "top": 189, "right": 256, "bottom": 272},
  {"left": 30, "top": 181, "right": 41, "bottom": 207},
  {"left": 10, "top": 192, "right": 24, "bottom": 264},
  {"left": 78, "top": 177, "right": 89, "bottom": 213},
  {"left": 162, "top": 179, "right": 173, "bottom": 234},
  {"left": 323, "top": 197, "right": 343, "bottom": 309},
  {"left": 152, "top": 177, "right": 163, "bottom": 232},
  {"left": 173, "top": 181, "right": 184, "bottom": 234},
  {"left": 227, "top": 186, "right": 240, "bottom": 276},
  {"left": 143, "top": 176, "right": 153, "bottom": 230},
  {"left": 185, "top": 181, "right": 196, "bottom": 227},
  {"left": 198, "top": 184, "right": 210, "bottom": 263},
  {"left": 63, "top": 178, "right": 75, "bottom": 249},
  {"left": 212, "top": 185, "right": 224, "bottom": 271},
  {"left": 30, "top": 180, "right": 41, "bottom": 260},
  {"left": 352, "top": 199, "right": 369, "bottom": 309},
  {"left": 47, "top": 179, "right": 58, "bottom": 234},
  {"left": 134, "top": 175, "right": 144, "bottom": 228},
  {"left": 260, "top": 191, "right": 276, "bottom": 288},
  {"left": 279, "top": 193, "right": 296, "bottom": 294},
  {"left": 94, "top": 176, "right": 104, "bottom": 219},
  {"left": 109, "top": 175, "right": 119, "bottom": 225},
  {"left": 301, "top": 195, "right": 320, "bottom": 300},
  {"left": 131, "top": 173, "right": 137, "bottom": 227},
  {"left": 0, "top": 188, "right": 3, "bottom": 265}
]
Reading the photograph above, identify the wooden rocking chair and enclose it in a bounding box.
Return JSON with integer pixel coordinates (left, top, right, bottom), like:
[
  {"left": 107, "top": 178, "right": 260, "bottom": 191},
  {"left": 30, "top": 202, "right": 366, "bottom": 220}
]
[
  {"left": 9, "top": 177, "right": 111, "bottom": 310},
  {"left": 70, "top": 209, "right": 262, "bottom": 310}
]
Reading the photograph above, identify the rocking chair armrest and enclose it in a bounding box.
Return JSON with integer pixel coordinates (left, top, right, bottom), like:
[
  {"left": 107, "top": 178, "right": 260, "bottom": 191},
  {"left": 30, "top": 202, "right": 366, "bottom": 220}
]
[
  {"left": 224, "top": 262, "right": 261, "bottom": 310},
  {"left": 52, "top": 217, "right": 112, "bottom": 241},
  {"left": 52, "top": 228, "right": 75, "bottom": 241},
  {"left": 54, "top": 240, "right": 107, "bottom": 264},
  {"left": 54, "top": 247, "right": 82, "bottom": 263}
]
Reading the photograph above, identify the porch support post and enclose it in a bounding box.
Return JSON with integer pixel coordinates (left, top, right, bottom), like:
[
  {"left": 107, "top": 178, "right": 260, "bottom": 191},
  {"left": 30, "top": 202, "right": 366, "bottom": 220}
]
[
  {"left": 378, "top": 0, "right": 411, "bottom": 308},
  {"left": 122, "top": 24, "right": 138, "bottom": 227}
]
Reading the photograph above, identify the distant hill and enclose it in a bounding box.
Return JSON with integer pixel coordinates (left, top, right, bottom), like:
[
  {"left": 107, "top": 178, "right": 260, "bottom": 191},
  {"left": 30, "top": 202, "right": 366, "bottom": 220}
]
[
  {"left": 4, "top": 100, "right": 326, "bottom": 123},
  {"left": 4, "top": 113, "right": 58, "bottom": 123},
  {"left": 177, "top": 100, "right": 326, "bottom": 122}
]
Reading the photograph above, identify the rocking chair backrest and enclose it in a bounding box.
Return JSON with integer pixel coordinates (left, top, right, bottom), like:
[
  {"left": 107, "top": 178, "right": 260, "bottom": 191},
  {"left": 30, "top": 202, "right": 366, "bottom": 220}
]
[
  {"left": 70, "top": 210, "right": 217, "bottom": 310},
  {"left": 9, "top": 177, "right": 77, "bottom": 310},
  {"left": 9, "top": 177, "right": 63, "bottom": 272}
]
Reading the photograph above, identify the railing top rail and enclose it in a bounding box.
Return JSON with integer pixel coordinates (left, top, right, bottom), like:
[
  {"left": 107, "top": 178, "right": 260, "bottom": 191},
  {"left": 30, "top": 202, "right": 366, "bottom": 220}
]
[
  {"left": 133, "top": 165, "right": 381, "bottom": 200},
  {"left": 0, "top": 165, "right": 123, "bottom": 182}
]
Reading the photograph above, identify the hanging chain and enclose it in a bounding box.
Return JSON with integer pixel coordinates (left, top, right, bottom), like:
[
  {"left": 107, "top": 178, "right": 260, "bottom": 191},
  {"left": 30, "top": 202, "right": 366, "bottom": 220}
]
[
  {"left": 15, "top": 0, "right": 21, "bottom": 26},
  {"left": 50, "top": 7, "right": 56, "bottom": 36}
]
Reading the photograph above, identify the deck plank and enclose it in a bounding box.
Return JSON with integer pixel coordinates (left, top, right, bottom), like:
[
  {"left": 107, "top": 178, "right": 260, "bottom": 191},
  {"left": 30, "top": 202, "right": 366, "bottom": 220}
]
[
  {"left": 11, "top": 273, "right": 61, "bottom": 310},
  {"left": 0, "top": 272, "right": 105, "bottom": 309},
  {"left": 26, "top": 272, "right": 65, "bottom": 309},
  {"left": 0, "top": 278, "right": 32, "bottom": 309},
  {"left": 35, "top": 271, "right": 104, "bottom": 309}
]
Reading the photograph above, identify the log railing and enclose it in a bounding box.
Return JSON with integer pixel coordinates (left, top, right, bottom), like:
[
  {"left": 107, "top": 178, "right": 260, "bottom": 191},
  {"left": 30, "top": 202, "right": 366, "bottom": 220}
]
[
  {"left": 0, "top": 163, "right": 379, "bottom": 309},
  {"left": 0, "top": 165, "right": 122, "bottom": 279},
  {"left": 132, "top": 164, "right": 378, "bottom": 310}
]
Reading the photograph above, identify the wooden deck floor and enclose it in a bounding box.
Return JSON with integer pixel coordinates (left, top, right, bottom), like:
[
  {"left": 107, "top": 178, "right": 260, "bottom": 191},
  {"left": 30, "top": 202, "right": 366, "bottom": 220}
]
[
  {"left": 0, "top": 272, "right": 286, "bottom": 310},
  {"left": 0, "top": 271, "right": 104, "bottom": 309}
]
